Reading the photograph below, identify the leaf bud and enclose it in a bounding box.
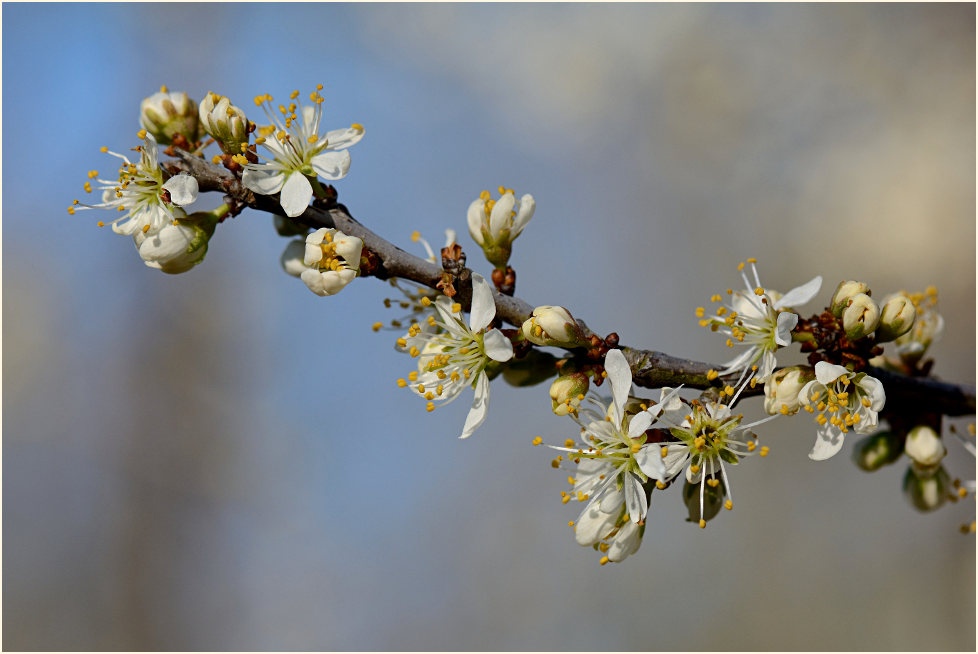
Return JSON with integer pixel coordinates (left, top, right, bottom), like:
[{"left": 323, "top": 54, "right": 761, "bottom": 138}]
[
  {"left": 875, "top": 293, "right": 917, "bottom": 343},
  {"left": 904, "top": 425, "right": 946, "bottom": 470},
  {"left": 140, "top": 89, "right": 200, "bottom": 145},
  {"left": 549, "top": 372, "right": 590, "bottom": 416},
  {"left": 521, "top": 305, "right": 587, "bottom": 348},
  {"left": 763, "top": 365, "right": 815, "bottom": 416},
  {"left": 852, "top": 430, "right": 903, "bottom": 472},
  {"left": 199, "top": 91, "right": 249, "bottom": 155},
  {"left": 683, "top": 478, "right": 726, "bottom": 526},
  {"left": 830, "top": 280, "right": 871, "bottom": 318},
  {"left": 842, "top": 293, "right": 881, "bottom": 340},
  {"left": 902, "top": 465, "right": 951, "bottom": 513}
]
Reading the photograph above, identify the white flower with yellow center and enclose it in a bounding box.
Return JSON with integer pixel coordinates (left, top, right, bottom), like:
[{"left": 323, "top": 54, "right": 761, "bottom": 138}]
[
  {"left": 545, "top": 350, "right": 684, "bottom": 565},
  {"left": 242, "top": 85, "right": 364, "bottom": 218},
  {"left": 296, "top": 227, "right": 363, "bottom": 296},
  {"left": 652, "top": 379, "right": 776, "bottom": 528},
  {"left": 466, "top": 187, "right": 535, "bottom": 268},
  {"left": 69, "top": 132, "right": 198, "bottom": 236},
  {"left": 799, "top": 361, "right": 885, "bottom": 461},
  {"left": 397, "top": 273, "right": 513, "bottom": 439},
  {"left": 697, "top": 259, "right": 821, "bottom": 383}
]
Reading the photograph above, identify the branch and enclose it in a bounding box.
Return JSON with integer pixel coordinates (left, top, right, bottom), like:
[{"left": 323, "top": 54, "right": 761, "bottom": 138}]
[{"left": 163, "top": 154, "right": 976, "bottom": 417}]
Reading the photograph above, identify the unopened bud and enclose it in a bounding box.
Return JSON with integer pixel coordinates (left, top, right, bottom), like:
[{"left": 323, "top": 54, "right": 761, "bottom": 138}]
[
  {"left": 830, "top": 280, "right": 871, "bottom": 318},
  {"left": 133, "top": 211, "right": 215, "bottom": 274},
  {"left": 852, "top": 430, "right": 903, "bottom": 472},
  {"left": 902, "top": 465, "right": 950, "bottom": 513},
  {"left": 842, "top": 293, "right": 880, "bottom": 340},
  {"left": 466, "top": 189, "right": 535, "bottom": 268},
  {"left": 521, "top": 306, "right": 587, "bottom": 348},
  {"left": 199, "top": 92, "right": 249, "bottom": 154},
  {"left": 550, "top": 373, "right": 590, "bottom": 416},
  {"left": 875, "top": 293, "right": 916, "bottom": 343},
  {"left": 904, "top": 425, "right": 946, "bottom": 470},
  {"left": 140, "top": 90, "right": 199, "bottom": 145},
  {"left": 763, "top": 365, "right": 815, "bottom": 415},
  {"left": 274, "top": 214, "right": 310, "bottom": 237}
]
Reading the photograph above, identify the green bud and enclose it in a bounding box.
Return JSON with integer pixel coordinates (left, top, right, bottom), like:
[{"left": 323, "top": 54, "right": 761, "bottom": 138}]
[
  {"left": 140, "top": 89, "right": 199, "bottom": 145},
  {"left": 683, "top": 478, "right": 727, "bottom": 527},
  {"left": 274, "top": 214, "right": 310, "bottom": 237},
  {"left": 902, "top": 465, "right": 951, "bottom": 513},
  {"left": 876, "top": 293, "right": 917, "bottom": 343},
  {"left": 549, "top": 372, "right": 590, "bottom": 416},
  {"left": 199, "top": 91, "right": 249, "bottom": 155},
  {"left": 842, "top": 293, "right": 881, "bottom": 340},
  {"left": 830, "top": 280, "right": 871, "bottom": 318},
  {"left": 852, "top": 430, "right": 903, "bottom": 472},
  {"left": 499, "top": 349, "right": 559, "bottom": 387}
]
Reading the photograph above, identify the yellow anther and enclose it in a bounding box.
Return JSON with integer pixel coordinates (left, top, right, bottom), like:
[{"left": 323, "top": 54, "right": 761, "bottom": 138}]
[
  {"left": 351, "top": 123, "right": 364, "bottom": 131},
  {"left": 451, "top": 303, "right": 462, "bottom": 313},
  {"left": 660, "top": 446, "right": 669, "bottom": 458},
  {"left": 737, "top": 262, "right": 745, "bottom": 271},
  {"left": 690, "top": 464, "right": 700, "bottom": 474},
  {"left": 96, "top": 221, "right": 104, "bottom": 227},
  {"left": 724, "top": 499, "right": 733, "bottom": 510},
  {"left": 307, "top": 135, "right": 317, "bottom": 144},
  {"left": 409, "top": 346, "right": 420, "bottom": 357},
  {"left": 601, "top": 371, "right": 608, "bottom": 379},
  {"left": 426, "top": 402, "right": 435, "bottom": 412},
  {"left": 100, "top": 146, "right": 109, "bottom": 153},
  {"left": 372, "top": 322, "right": 383, "bottom": 332},
  {"left": 754, "top": 287, "right": 764, "bottom": 296},
  {"left": 710, "top": 294, "right": 723, "bottom": 302},
  {"left": 396, "top": 337, "right": 407, "bottom": 348},
  {"left": 759, "top": 446, "right": 770, "bottom": 457},
  {"left": 137, "top": 129, "right": 147, "bottom": 140},
  {"left": 699, "top": 519, "right": 707, "bottom": 528},
  {"left": 141, "top": 224, "right": 150, "bottom": 233},
  {"left": 396, "top": 378, "right": 407, "bottom": 388},
  {"left": 159, "top": 84, "right": 169, "bottom": 93},
  {"left": 747, "top": 441, "right": 756, "bottom": 452},
  {"left": 568, "top": 521, "right": 575, "bottom": 527},
  {"left": 706, "top": 369, "right": 719, "bottom": 381},
  {"left": 699, "top": 319, "right": 712, "bottom": 328},
  {"left": 707, "top": 478, "right": 720, "bottom": 488},
  {"left": 724, "top": 385, "right": 735, "bottom": 396},
  {"left": 695, "top": 307, "right": 705, "bottom": 318},
  {"left": 67, "top": 207, "right": 76, "bottom": 215},
  {"left": 725, "top": 338, "right": 734, "bottom": 347},
  {"left": 599, "top": 556, "right": 610, "bottom": 566},
  {"left": 424, "top": 392, "right": 434, "bottom": 400},
  {"left": 532, "top": 436, "right": 542, "bottom": 446}
]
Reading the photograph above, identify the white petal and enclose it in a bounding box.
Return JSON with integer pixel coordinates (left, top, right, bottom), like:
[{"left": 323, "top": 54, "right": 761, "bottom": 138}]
[
  {"left": 599, "top": 486, "right": 625, "bottom": 513},
  {"left": 624, "top": 473, "right": 648, "bottom": 523},
  {"left": 483, "top": 329, "right": 514, "bottom": 362},
  {"left": 808, "top": 426, "right": 845, "bottom": 461},
  {"left": 604, "top": 349, "right": 631, "bottom": 425},
  {"left": 574, "top": 503, "right": 618, "bottom": 546},
  {"left": 814, "top": 361, "right": 849, "bottom": 385},
  {"left": 627, "top": 410, "right": 653, "bottom": 438},
  {"left": 663, "top": 446, "right": 689, "bottom": 479},
  {"left": 720, "top": 347, "right": 757, "bottom": 375},
  {"left": 775, "top": 276, "right": 822, "bottom": 309},
  {"left": 466, "top": 199, "right": 486, "bottom": 246},
  {"left": 635, "top": 445, "right": 666, "bottom": 480},
  {"left": 774, "top": 311, "right": 798, "bottom": 346},
  {"left": 300, "top": 269, "right": 328, "bottom": 296},
  {"left": 323, "top": 125, "right": 365, "bottom": 150},
  {"left": 511, "top": 194, "right": 535, "bottom": 236},
  {"left": 488, "top": 192, "right": 516, "bottom": 236},
  {"left": 607, "top": 521, "right": 642, "bottom": 562},
  {"left": 859, "top": 375, "right": 886, "bottom": 411},
  {"left": 280, "top": 240, "right": 309, "bottom": 277},
  {"left": 459, "top": 371, "right": 491, "bottom": 439},
  {"left": 280, "top": 172, "right": 312, "bottom": 217},
  {"left": 162, "top": 174, "right": 198, "bottom": 206},
  {"left": 311, "top": 150, "right": 351, "bottom": 180},
  {"left": 468, "top": 273, "right": 496, "bottom": 332},
  {"left": 242, "top": 167, "right": 286, "bottom": 195}
]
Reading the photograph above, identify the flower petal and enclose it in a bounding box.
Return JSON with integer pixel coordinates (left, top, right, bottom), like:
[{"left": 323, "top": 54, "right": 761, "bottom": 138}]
[
  {"left": 604, "top": 349, "right": 631, "bottom": 425},
  {"left": 242, "top": 167, "right": 286, "bottom": 195},
  {"left": 280, "top": 172, "right": 312, "bottom": 217},
  {"left": 809, "top": 426, "right": 845, "bottom": 461},
  {"left": 814, "top": 361, "right": 849, "bottom": 385},
  {"left": 483, "top": 329, "right": 514, "bottom": 362},
  {"left": 459, "top": 371, "right": 491, "bottom": 439},
  {"left": 774, "top": 311, "right": 798, "bottom": 346},
  {"left": 607, "top": 521, "right": 642, "bottom": 562},
  {"left": 324, "top": 125, "right": 365, "bottom": 150},
  {"left": 467, "top": 199, "right": 486, "bottom": 246},
  {"left": 311, "top": 150, "right": 351, "bottom": 180},
  {"left": 162, "top": 174, "right": 198, "bottom": 206},
  {"left": 635, "top": 444, "right": 666, "bottom": 480},
  {"left": 488, "top": 192, "right": 516, "bottom": 237},
  {"left": 511, "top": 194, "right": 535, "bottom": 237},
  {"left": 775, "top": 276, "right": 822, "bottom": 309},
  {"left": 627, "top": 410, "right": 652, "bottom": 438},
  {"left": 574, "top": 502, "right": 618, "bottom": 546},
  {"left": 468, "top": 273, "right": 496, "bottom": 332},
  {"left": 624, "top": 473, "right": 648, "bottom": 523}
]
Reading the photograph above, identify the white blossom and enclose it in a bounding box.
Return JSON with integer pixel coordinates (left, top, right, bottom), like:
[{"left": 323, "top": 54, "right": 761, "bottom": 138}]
[
  {"left": 800, "top": 361, "right": 886, "bottom": 461},
  {"left": 298, "top": 228, "right": 363, "bottom": 296}
]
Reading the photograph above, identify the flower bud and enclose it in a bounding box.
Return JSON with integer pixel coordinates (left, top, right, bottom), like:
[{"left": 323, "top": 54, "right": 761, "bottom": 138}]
[
  {"left": 852, "top": 431, "right": 903, "bottom": 472},
  {"left": 299, "top": 228, "right": 363, "bottom": 296},
  {"left": 842, "top": 293, "right": 881, "bottom": 340},
  {"left": 132, "top": 211, "right": 215, "bottom": 274},
  {"left": 500, "top": 350, "right": 560, "bottom": 388},
  {"left": 140, "top": 89, "right": 199, "bottom": 145},
  {"left": 521, "top": 306, "right": 587, "bottom": 348},
  {"left": 904, "top": 425, "right": 946, "bottom": 470},
  {"left": 875, "top": 293, "right": 916, "bottom": 343},
  {"left": 199, "top": 92, "right": 249, "bottom": 155},
  {"left": 830, "top": 280, "right": 871, "bottom": 318},
  {"left": 274, "top": 214, "right": 310, "bottom": 237},
  {"left": 763, "top": 365, "right": 815, "bottom": 415},
  {"left": 550, "top": 372, "right": 590, "bottom": 416},
  {"left": 902, "top": 465, "right": 950, "bottom": 513},
  {"left": 466, "top": 189, "right": 535, "bottom": 268}
]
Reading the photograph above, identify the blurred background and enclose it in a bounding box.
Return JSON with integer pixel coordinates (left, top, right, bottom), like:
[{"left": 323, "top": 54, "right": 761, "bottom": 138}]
[{"left": 3, "top": 3, "right": 975, "bottom": 650}]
